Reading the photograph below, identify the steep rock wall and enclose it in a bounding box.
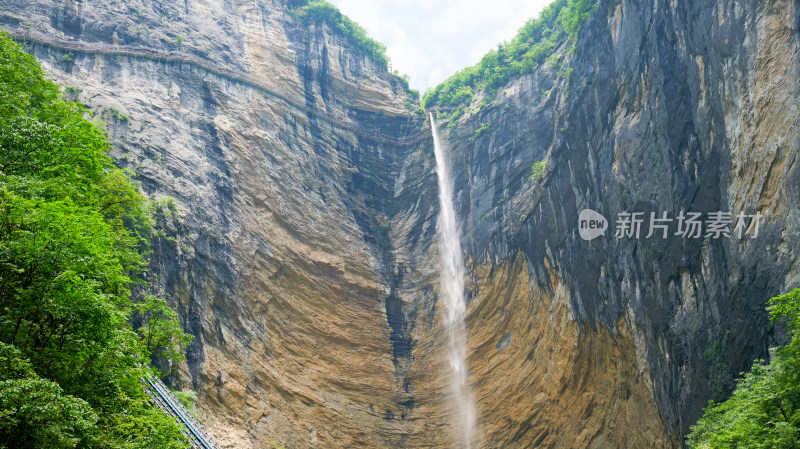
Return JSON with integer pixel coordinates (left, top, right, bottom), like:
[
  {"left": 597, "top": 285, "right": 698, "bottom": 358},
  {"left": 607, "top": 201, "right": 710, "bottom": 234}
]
[
  {"left": 440, "top": 0, "right": 800, "bottom": 446},
  {"left": 2, "top": 0, "right": 799, "bottom": 447},
  {"left": 1, "top": 0, "right": 447, "bottom": 447}
]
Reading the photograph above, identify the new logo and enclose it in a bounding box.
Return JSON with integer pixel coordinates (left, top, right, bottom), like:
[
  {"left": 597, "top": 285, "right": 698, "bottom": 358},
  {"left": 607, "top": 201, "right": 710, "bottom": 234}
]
[{"left": 578, "top": 209, "right": 608, "bottom": 241}]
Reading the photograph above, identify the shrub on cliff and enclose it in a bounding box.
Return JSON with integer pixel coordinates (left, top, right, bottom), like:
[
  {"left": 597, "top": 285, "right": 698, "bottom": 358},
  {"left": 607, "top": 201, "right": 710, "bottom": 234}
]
[
  {"left": 421, "top": 0, "right": 597, "bottom": 111},
  {"left": 687, "top": 288, "right": 800, "bottom": 448},
  {"left": 289, "top": 0, "right": 389, "bottom": 69},
  {"left": 0, "top": 31, "right": 191, "bottom": 448}
]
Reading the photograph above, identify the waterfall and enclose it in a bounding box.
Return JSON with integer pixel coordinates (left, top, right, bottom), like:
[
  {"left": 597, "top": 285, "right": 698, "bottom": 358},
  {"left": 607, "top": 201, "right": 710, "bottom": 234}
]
[{"left": 430, "top": 113, "right": 475, "bottom": 448}]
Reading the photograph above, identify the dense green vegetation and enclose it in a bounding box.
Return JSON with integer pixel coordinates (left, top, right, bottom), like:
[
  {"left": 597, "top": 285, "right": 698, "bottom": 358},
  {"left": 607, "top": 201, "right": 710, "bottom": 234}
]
[
  {"left": 0, "top": 32, "right": 191, "bottom": 448},
  {"left": 422, "top": 0, "right": 596, "bottom": 112},
  {"left": 289, "top": 0, "right": 389, "bottom": 69},
  {"left": 688, "top": 288, "right": 800, "bottom": 448}
]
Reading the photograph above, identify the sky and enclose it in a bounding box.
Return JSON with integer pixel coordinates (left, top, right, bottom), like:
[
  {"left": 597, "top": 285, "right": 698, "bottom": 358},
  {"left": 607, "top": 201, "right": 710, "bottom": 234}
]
[{"left": 326, "top": 0, "right": 554, "bottom": 93}]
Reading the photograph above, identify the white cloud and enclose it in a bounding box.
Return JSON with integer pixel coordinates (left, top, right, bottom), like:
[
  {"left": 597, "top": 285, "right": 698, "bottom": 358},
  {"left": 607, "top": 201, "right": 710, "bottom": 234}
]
[{"left": 328, "top": 0, "right": 554, "bottom": 93}]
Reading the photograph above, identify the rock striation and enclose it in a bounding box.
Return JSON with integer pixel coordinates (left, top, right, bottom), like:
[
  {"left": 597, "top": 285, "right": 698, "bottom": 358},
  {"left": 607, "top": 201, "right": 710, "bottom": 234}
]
[
  {"left": 1, "top": 0, "right": 798, "bottom": 447},
  {"left": 439, "top": 0, "right": 799, "bottom": 446}
]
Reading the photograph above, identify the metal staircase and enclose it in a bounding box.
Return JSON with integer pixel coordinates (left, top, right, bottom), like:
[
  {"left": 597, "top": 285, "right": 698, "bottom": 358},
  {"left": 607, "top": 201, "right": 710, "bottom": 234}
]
[{"left": 143, "top": 376, "right": 222, "bottom": 449}]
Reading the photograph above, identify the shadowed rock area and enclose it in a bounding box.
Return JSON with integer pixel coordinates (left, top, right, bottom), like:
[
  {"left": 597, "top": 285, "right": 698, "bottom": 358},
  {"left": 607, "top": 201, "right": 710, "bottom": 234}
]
[{"left": 1, "top": 0, "right": 798, "bottom": 447}]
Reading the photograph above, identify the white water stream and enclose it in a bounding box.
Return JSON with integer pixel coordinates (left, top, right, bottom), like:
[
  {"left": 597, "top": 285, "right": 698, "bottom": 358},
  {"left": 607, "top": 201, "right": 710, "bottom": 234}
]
[{"left": 430, "top": 113, "right": 475, "bottom": 448}]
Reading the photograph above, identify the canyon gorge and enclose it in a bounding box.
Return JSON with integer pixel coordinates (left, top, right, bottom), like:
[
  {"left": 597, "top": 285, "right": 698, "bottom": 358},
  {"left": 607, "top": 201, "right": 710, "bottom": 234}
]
[{"left": 1, "top": 0, "right": 799, "bottom": 447}]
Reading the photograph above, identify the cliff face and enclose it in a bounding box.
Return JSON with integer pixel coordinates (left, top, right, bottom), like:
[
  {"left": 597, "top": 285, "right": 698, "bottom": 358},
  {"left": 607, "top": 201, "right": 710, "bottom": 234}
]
[
  {"left": 441, "top": 0, "right": 799, "bottom": 446},
  {"left": 1, "top": 1, "right": 443, "bottom": 447},
  {"left": 2, "top": 0, "right": 799, "bottom": 447}
]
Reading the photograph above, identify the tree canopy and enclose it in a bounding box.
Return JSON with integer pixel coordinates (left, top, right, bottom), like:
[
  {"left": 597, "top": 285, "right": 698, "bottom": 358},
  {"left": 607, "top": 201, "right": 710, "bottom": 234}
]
[
  {"left": 688, "top": 288, "right": 800, "bottom": 449},
  {"left": 0, "top": 31, "right": 191, "bottom": 448},
  {"left": 422, "top": 0, "right": 596, "bottom": 111}
]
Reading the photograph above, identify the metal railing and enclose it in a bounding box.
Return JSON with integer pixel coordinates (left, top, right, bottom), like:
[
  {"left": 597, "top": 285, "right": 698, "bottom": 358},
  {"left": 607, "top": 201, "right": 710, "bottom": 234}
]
[{"left": 143, "top": 376, "right": 222, "bottom": 449}]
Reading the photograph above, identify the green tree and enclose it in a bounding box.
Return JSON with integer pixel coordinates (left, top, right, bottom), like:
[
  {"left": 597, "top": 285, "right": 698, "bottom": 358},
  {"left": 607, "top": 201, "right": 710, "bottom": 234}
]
[
  {"left": 0, "top": 342, "right": 98, "bottom": 449},
  {"left": 133, "top": 295, "right": 193, "bottom": 371},
  {"left": 687, "top": 288, "right": 800, "bottom": 448},
  {"left": 0, "top": 31, "right": 191, "bottom": 448}
]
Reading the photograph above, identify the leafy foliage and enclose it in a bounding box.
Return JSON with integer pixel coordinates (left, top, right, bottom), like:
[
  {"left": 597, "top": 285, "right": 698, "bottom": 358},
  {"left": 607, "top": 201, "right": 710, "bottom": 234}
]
[
  {"left": 290, "top": 1, "right": 389, "bottom": 69},
  {"left": 0, "top": 31, "right": 191, "bottom": 448},
  {"left": 471, "top": 122, "right": 493, "bottom": 141},
  {"left": 392, "top": 70, "right": 420, "bottom": 102},
  {"left": 422, "top": 0, "right": 596, "bottom": 111},
  {"left": 289, "top": 2, "right": 420, "bottom": 104},
  {"left": 529, "top": 160, "right": 547, "bottom": 183},
  {"left": 173, "top": 390, "right": 200, "bottom": 420},
  {"left": 687, "top": 288, "right": 800, "bottom": 448},
  {"left": 0, "top": 342, "right": 97, "bottom": 449},
  {"left": 133, "top": 296, "right": 193, "bottom": 370}
]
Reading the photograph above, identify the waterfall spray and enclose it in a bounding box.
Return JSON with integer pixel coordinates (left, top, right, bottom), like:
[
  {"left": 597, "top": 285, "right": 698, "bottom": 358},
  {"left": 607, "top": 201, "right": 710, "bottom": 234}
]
[{"left": 430, "top": 113, "right": 475, "bottom": 448}]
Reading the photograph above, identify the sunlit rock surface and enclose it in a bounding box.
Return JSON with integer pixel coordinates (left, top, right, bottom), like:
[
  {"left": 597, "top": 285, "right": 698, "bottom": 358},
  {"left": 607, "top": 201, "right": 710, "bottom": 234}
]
[{"left": 1, "top": 0, "right": 798, "bottom": 447}]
